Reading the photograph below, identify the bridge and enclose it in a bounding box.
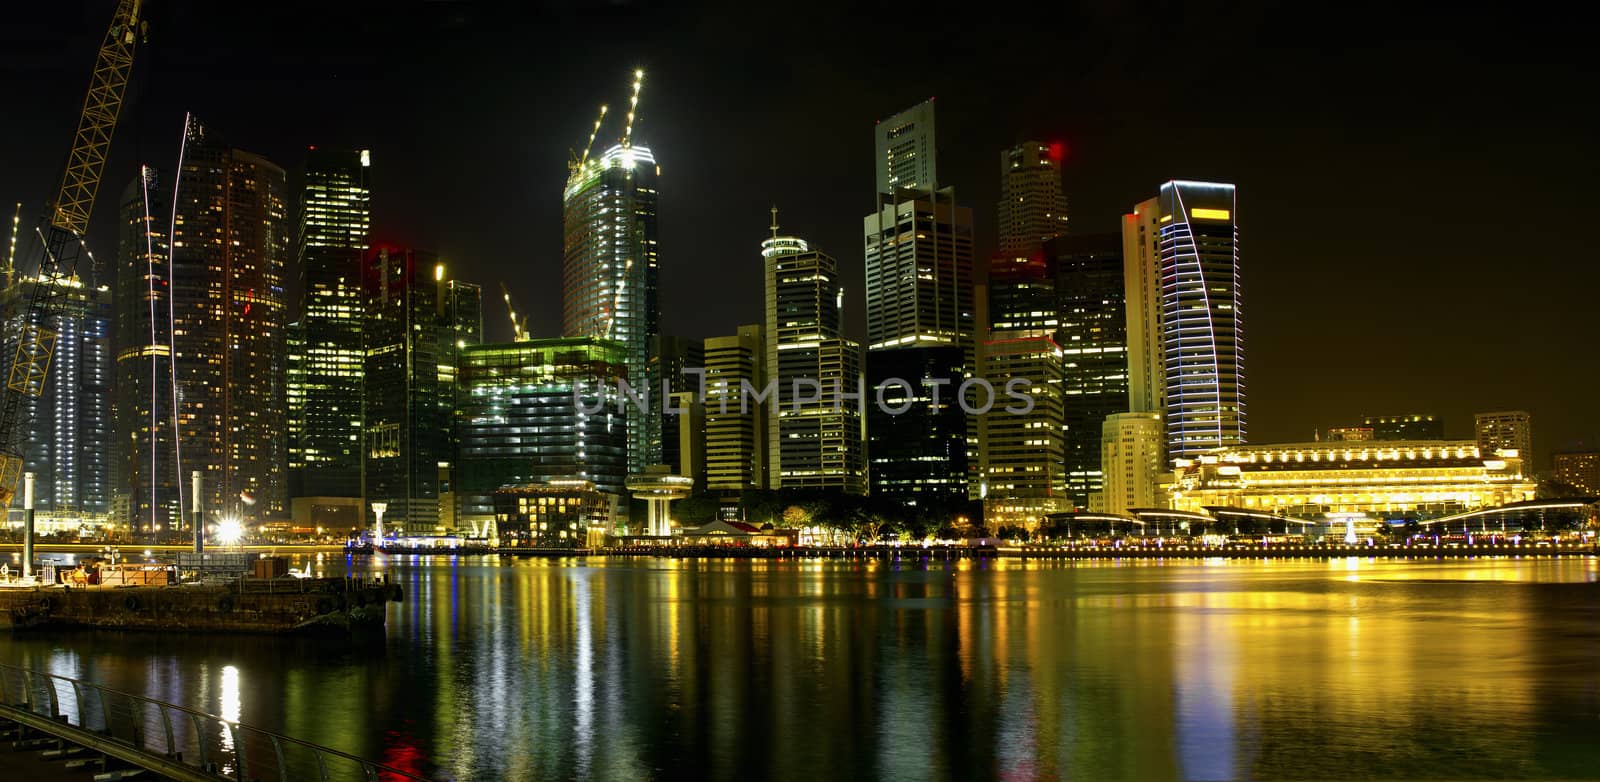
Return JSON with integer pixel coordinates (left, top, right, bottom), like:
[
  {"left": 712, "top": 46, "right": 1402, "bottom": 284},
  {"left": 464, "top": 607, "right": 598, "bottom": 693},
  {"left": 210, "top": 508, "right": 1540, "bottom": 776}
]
[{"left": 0, "top": 663, "right": 428, "bottom": 781}]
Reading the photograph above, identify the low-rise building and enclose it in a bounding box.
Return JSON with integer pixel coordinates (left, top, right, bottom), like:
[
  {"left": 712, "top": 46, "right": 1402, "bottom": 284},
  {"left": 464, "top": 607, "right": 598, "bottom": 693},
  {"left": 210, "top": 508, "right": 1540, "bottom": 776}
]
[
  {"left": 492, "top": 479, "right": 615, "bottom": 548},
  {"left": 1169, "top": 440, "right": 1536, "bottom": 519}
]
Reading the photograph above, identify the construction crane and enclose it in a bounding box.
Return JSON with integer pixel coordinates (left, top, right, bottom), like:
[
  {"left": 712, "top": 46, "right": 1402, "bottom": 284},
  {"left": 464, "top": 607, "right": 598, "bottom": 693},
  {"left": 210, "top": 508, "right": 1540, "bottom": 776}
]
[
  {"left": 499, "top": 283, "right": 528, "bottom": 343},
  {"left": 0, "top": 0, "right": 146, "bottom": 508}
]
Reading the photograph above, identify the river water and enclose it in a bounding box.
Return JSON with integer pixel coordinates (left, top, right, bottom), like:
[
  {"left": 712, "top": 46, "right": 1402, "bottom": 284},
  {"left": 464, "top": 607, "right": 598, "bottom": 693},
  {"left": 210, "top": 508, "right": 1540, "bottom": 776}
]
[{"left": 3, "top": 555, "right": 1598, "bottom": 781}]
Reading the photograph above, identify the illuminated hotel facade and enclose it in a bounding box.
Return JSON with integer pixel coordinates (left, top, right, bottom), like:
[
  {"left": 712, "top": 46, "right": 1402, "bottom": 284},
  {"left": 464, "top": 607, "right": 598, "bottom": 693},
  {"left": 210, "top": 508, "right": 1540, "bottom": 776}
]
[
  {"left": 1125, "top": 181, "right": 1243, "bottom": 463},
  {"left": 562, "top": 142, "right": 659, "bottom": 475},
  {"left": 1168, "top": 440, "right": 1536, "bottom": 519}
]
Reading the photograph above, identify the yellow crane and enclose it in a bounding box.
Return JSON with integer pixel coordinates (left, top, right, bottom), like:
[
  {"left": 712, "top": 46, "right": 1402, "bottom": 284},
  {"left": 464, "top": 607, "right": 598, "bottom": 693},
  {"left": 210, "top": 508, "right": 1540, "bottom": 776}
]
[
  {"left": 499, "top": 283, "right": 529, "bottom": 343},
  {"left": 0, "top": 0, "right": 146, "bottom": 507}
]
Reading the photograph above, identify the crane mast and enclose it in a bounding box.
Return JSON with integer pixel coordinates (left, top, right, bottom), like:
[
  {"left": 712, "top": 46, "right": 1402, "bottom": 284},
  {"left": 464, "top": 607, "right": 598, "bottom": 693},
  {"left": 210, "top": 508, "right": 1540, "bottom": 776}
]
[{"left": 0, "top": 0, "right": 145, "bottom": 508}]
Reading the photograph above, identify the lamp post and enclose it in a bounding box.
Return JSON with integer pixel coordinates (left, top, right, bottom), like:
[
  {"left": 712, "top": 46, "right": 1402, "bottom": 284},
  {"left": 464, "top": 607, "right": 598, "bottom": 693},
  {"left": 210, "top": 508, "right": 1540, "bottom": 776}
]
[
  {"left": 372, "top": 502, "right": 388, "bottom": 548},
  {"left": 192, "top": 470, "right": 204, "bottom": 553},
  {"left": 22, "top": 472, "right": 35, "bottom": 581}
]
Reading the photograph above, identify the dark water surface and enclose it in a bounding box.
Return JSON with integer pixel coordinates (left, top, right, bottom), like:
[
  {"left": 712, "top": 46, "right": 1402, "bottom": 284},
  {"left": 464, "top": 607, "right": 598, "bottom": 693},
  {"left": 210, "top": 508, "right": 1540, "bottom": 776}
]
[{"left": 3, "top": 555, "right": 1598, "bottom": 781}]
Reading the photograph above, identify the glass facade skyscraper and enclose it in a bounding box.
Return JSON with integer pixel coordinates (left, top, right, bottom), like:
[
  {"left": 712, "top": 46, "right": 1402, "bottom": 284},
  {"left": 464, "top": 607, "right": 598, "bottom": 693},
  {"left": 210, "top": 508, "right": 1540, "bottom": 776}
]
[
  {"left": 763, "top": 229, "right": 866, "bottom": 494},
  {"left": 1126, "top": 181, "right": 1243, "bottom": 462},
  {"left": 562, "top": 143, "right": 659, "bottom": 475},
  {"left": 290, "top": 147, "right": 369, "bottom": 501},
  {"left": 1047, "top": 233, "right": 1128, "bottom": 510},
  {"left": 1, "top": 277, "right": 112, "bottom": 522},
  {"left": 361, "top": 248, "right": 477, "bottom": 533}
]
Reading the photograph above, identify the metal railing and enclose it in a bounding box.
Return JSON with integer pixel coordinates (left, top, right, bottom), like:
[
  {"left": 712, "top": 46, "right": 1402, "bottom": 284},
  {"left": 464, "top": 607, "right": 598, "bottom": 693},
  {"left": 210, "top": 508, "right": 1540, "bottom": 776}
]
[{"left": 0, "top": 662, "right": 430, "bottom": 782}]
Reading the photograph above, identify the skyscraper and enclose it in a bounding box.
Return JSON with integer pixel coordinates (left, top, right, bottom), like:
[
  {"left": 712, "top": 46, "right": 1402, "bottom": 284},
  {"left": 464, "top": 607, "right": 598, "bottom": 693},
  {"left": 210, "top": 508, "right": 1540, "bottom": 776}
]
[
  {"left": 361, "top": 248, "right": 477, "bottom": 533},
  {"left": 1125, "top": 181, "right": 1243, "bottom": 462},
  {"left": 703, "top": 325, "right": 766, "bottom": 493},
  {"left": 290, "top": 147, "right": 370, "bottom": 502},
  {"left": 157, "top": 117, "right": 290, "bottom": 524},
  {"left": 1475, "top": 411, "right": 1532, "bottom": 459},
  {"left": 562, "top": 142, "right": 659, "bottom": 475},
  {"left": 979, "top": 333, "right": 1065, "bottom": 529},
  {"left": 863, "top": 188, "right": 976, "bottom": 361},
  {"left": 865, "top": 345, "right": 967, "bottom": 509},
  {"left": 112, "top": 167, "right": 176, "bottom": 531},
  {"left": 1048, "top": 233, "right": 1128, "bottom": 510},
  {"left": 874, "top": 100, "right": 937, "bottom": 195},
  {"left": 997, "top": 140, "right": 1069, "bottom": 255},
  {"left": 867, "top": 103, "right": 976, "bottom": 504},
  {"left": 648, "top": 334, "right": 704, "bottom": 478},
  {"left": 764, "top": 223, "right": 866, "bottom": 494},
  {"left": 1, "top": 277, "right": 111, "bottom": 522}
]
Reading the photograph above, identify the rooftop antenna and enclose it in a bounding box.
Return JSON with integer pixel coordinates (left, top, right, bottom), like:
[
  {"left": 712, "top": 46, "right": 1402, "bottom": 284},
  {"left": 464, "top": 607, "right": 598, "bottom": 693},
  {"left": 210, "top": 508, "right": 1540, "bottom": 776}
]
[
  {"left": 621, "top": 69, "right": 644, "bottom": 148},
  {"left": 770, "top": 205, "right": 779, "bottom": 242}
]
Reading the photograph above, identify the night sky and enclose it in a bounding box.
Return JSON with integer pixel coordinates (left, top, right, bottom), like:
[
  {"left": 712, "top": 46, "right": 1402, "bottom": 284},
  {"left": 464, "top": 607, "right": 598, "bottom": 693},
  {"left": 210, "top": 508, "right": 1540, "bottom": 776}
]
[{"left": 2, "top": 1, "right": 1593, "bottom": 468}]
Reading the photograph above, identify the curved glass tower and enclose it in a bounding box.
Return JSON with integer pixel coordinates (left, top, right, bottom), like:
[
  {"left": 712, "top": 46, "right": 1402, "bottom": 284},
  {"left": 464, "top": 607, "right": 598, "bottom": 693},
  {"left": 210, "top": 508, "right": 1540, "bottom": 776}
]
[
  {"left": 1156, "top": 180, "right": 1244, "bottom": 460},
  {"left": 562, "top": 143, "right": 660, "bottom": 474}
]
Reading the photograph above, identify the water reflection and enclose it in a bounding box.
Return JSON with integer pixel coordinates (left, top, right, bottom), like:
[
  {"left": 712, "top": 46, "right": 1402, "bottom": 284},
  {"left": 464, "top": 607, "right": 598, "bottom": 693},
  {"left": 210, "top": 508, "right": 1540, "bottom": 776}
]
[{"left": 1, "top": 556, "right": 1596, "bottom": 780}]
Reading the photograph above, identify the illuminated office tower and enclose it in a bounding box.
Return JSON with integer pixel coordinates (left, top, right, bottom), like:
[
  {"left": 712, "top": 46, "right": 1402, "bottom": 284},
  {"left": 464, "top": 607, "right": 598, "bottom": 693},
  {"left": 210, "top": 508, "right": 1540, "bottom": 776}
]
[
  {"left": 362, "top": 248, "right": 478, "bottom": 534},
  {"left": 764, "top": 223, "right": 866, "bottom": 494},
  {"left": 1, "top": 277, "right": 112, "bottom": 523},
  {"left": 865, "top": 345, "right": 967, "bottom": 508},
  {"left": 874, "top": 100, "right": 937, "bottom": 194},
  {"left": 290, "top": 147, "right": 369, "bottom": 501},
  {"left": 997, "top": 140, "right": 1069, "bottom": 255},
  {"left": 1047, "top": 233, "right": 1128, "bottom": 510},
  {"left": 979, "top": 333, "right": 1065, "bottom": 529},
  {"left": 563, "top": 142, "right": 660, "bottom": 475},
  {"left": 1096, "top": 412, "right": 1163, "bottom": 515},
  {"left": 1125, "top": 181, "right": 1243, "bottom": 461},
  {"left": 1475, "top": 411, "right": 1532, "bottom": 459},
  {"left": 648, "top": 334, "right": 704, "bottom": 479},
  {"left": 703, "top": 325, "right": 766, "bottom": 493},
  {"left": 455, "top": 338, "right": 628, "bottom": 533},
  {"left": 158, "top": 117, "right": 290, "bottom": 524},
  {"left": 863, "top": 187, "right": 975, "bottom": 361}
]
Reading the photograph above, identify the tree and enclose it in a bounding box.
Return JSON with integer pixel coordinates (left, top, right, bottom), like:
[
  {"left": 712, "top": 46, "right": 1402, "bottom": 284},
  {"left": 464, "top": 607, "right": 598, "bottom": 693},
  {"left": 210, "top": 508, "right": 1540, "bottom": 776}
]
[
  {"left": 741, "top": 489, "right": 786, "bottom": 525},
  {"left": 781, "top": 505, "right": 811, "bottom": 529},
  {"left": 674, "top": 492, "right": 721, "bottom": 526}
]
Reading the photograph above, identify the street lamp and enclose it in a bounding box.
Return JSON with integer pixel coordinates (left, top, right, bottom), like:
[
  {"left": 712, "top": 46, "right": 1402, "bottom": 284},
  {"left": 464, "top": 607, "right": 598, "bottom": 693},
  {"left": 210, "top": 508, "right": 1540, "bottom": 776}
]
[{"left": 216, "top": 516, "right": 244, "bottom": 546}]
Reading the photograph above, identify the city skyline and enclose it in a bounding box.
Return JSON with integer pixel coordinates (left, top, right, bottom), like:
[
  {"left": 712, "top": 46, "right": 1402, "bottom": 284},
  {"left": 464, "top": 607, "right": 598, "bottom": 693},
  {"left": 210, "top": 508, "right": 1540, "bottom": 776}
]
[{"left": 0, "top": 1, "right": 1593, "bottom": 468}]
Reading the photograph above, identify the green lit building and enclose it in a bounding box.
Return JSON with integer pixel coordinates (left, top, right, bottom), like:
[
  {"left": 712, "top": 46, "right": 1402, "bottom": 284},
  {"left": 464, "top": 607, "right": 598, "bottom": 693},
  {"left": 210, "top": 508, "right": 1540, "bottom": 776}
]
[
  {"left": 562, "top": 142, "right": 659, "bottom": 475},
  {"left": 456, "top": 338, "right": 628, "bottom": 533}
]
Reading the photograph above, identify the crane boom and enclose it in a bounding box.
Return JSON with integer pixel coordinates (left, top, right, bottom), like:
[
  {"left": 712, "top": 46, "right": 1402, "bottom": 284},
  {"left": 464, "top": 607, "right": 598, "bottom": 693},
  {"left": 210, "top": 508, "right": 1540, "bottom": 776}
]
[
  {"left": 0, "top": 0, "right": 145, "bottom": 508},
  {"left": 499, "top": 283, "right": 528, "bottom": 343}
]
